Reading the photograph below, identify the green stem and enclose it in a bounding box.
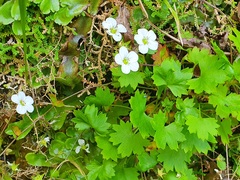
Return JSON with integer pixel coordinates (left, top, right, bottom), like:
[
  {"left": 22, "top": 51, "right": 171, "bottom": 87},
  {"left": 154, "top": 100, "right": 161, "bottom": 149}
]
[
  {"left": 162, "top": 0, "right": 183, "bottom": 46},
  {"left": 19, "top": 0, "right": 29, "bottom": 83}
]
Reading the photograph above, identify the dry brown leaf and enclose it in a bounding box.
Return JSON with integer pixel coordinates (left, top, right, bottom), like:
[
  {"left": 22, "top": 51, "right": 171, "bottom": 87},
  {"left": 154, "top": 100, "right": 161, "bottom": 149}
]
[
  {"left": 182, "top": 38, "right": 211, "bottom": 50},
  {"left": 152, "top": 44, "right": 170, "bottom": 65},
  {"left": 116, "top": 6, "right": 134, "bottom": 42}
]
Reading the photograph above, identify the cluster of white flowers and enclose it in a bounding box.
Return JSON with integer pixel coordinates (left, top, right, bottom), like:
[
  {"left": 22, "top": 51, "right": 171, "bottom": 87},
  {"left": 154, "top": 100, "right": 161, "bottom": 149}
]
[{"left": 102, "top": 17, "right": 158, "bottom": 74}]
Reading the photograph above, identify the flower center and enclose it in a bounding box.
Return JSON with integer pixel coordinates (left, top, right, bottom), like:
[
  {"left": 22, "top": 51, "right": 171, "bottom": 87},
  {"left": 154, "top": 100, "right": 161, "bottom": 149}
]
[
  {"left": 20, "top": 100, "right": 26, "bottom": 106},
  {"left": 110, "top": 27, "right": 117, "bottom": 34},
  {"left": 142, "top": 37, "right": 148, "bottom": 45},
  {"left": 123, "top": 58, "right": 129, "bottom": 65}
]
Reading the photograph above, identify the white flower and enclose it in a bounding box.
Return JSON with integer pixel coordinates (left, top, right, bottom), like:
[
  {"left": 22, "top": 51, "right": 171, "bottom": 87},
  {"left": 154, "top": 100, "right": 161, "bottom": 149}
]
[
  {"left": 75, "top": 139, "right": 90, "bottom": 154},
  {"left": 115, "top": 46, "right": 139, "bottom": 74},
  {"left": 11, "top": 91, "right": 34, "bottom": 115},
  {"left": 102, "top": 17, "right": 127, "bottom": 42},
  {"left": 38, "top": 137, "right": 50, "bottom": 147},
  {"left": 134, "top": 28, "right": 158, "bottom": 54}
]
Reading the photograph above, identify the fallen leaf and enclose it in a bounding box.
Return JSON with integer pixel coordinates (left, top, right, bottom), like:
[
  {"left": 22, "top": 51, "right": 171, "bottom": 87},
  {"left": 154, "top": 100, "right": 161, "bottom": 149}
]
[
  {"left": 182, "top": 38, "right": 211, "bottom": 50},
  {"left": 152, "top": 44, "right": 169, "bottom": 65},
  {"left": 116, "top": 5, "right": 134, "bottom": 42}
]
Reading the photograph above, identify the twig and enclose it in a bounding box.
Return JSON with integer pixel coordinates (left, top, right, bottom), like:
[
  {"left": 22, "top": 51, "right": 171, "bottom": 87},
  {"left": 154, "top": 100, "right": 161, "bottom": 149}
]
[
  {"left": 203, "top": 0, "right": 233, "bottom": 26},
  {"left": 147, "top": 19, "right": 181, "bottom": 44}
]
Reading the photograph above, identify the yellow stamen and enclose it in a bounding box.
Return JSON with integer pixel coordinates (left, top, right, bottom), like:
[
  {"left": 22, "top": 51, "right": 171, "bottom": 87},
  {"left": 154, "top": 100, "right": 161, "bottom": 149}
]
[
  {"left": 142, "top": 37, "right": 148, "bottom": 45},
  {"left": 110, "top": 27, "right": 117, "bottom": 34},
  {"left": 20, "top": 100, "right": 26, "bottom": 106},
  {"left": 123, "top": 58, "right": 129, "bottom": 65}
]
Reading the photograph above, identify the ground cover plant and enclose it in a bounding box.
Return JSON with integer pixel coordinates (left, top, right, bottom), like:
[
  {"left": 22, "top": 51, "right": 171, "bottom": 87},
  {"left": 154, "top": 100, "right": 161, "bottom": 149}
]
[{"left": 0, "top": 0, "right": 240, "bottom": 179}]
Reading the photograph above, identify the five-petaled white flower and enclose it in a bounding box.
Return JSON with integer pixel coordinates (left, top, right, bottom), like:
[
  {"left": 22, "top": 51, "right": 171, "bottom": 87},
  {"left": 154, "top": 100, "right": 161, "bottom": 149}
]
[
  {"left": 115, "top": 46, "right": 139, "bottom": 74},
  {"left": 102, "top": 17, "right": 127, "bottom": 42},
  {"left": 11, "top": 91, "right": 34, "bottom": 115},
  {"left": 134, "top": 28, "right": 158, "bottom": 54},
  {"left": 75, "top": 139, "right": 90, "bottom": 154}
]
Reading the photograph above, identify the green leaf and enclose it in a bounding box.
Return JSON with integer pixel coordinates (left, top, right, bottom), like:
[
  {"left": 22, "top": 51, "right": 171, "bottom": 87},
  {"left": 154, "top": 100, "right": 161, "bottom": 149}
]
[
  {"left": 84, "top": 87, "right": 115, "bottom": 108},
  {"left": 11, "top": 0, "right": 20, "bottom": 20},
  {"left": 229, "top": 28, "right": 240, "bottom": 53},
  {"left": 5, "top": 115, "right": 33, "bottom": 140},
  {"left": 43, "top": 106, "right": 69, "bottom": 130},
  {"left": 137, "top": 152, "right": 158, "bottom": 172},
  {"left": 112, "top": 168, "right": 139, "bottom": 180},
  {"left": 0, "top": 0, "right": 14, "bottom": 25},
  {"left": 49, "top": 132, "right": 72, "bottom": 159},
  {"left": 73, "top": 105, "right": 111, "bottom": 135},
  {"left": 187, "top": 48, "right": 230, "bottom": 94},
  {"left": 25, "top": 153, "right": 51, "bottom": 167},
  {"left": 111, "top": 67, "right": 145, "bottom": 90},
  {"left": 86, "top": 160, "right": 116, "bottom": 180},
  {"left": 12, "top": 21, "right": 23, "bottom": 35},
  {"left": 110, "top": 121, "right": 149, "bottom": 157},
  {"left": 61, "top": 0, "right": 89, "bottom": 16},
  {"left": 175, "top": 98, "right": 199, "bottom": 125},
  {"left": 54, "top": 7, "right": 74, "bottom": 25},
  {"left": 181, "top": 128, "right": 211, "bottom": 154},
  {"left": 152, "top": 58, "right": 192, "bottom": 97},
  {"left": 49, "top": 93, "right": 65, "bottom": 107},
  {"left": 209, "top": 85, "right": 240, "bottom": 120},
  {"left": 107, "top": 101, "right": 130, "bottom": 124},
  {"left": 233, "top": 60, "right": 240, "bottom": 82},
  {"left": 158, "top": 146, "right": 191, "bottom": 173},
  {"left": 218, "top": 119, "right": 232, "bottom": 145},
  {"left": 95, "top": 136, "right": 118, "bottom": 161},
  {"left": 216, "top": 154, "right": 226, "bottom": 170},
  {"left": 186, "top": 115, "right": 219, "bottom": 141},
  {"left": 32, "top": 174, "right": 44, "bottom": 180},
  {"left": 88, "top": 0, "right": 102, "bottom": 15},
  {"left": 129, "top": 90, "right": 155, "bottom": 138},
  {"left": 40, "top": 0, "right": 59, "bottom": 14},
  {"left": 152, "top": 112, "right": 185, "bottom": 150},
  {"left": 73, "top": 16, "right": 93, "bottom": 36}
]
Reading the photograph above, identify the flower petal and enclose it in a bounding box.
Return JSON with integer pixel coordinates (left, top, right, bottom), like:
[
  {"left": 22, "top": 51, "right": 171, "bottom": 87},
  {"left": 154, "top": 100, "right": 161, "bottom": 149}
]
[
  {"left": 138, "top": 28, "right": 148, "bottom": 36},
  {"left": 139, "top": 44, "right": 149, "bottom": 54},
  {"left": 134, "top": 34, "right": 144, "bottom": 45},
  {"left": 26, "top": 104, "right": 34, "bottom": 113},
  {"left": 78, "top": 139, "right": 85, "bottom": 146},
  {"left": 11, "top": 94, "right": 20, "bottom": 104},
  {"left": 115, "top": 54, "right": 123, "bottom": 65},
  {"left": 148, "top": 41, "right": 158, "bottom": 51},
  {"left": 121, "top": 64, "right": 131, "bottom": 74},
  {"left": 75, "top": 146, "right": 81, "bottom": 153},
  {"left": 106, "top": 17, "right": 117, "bottom": 27},
  {"left": 25, "top": 96, "right": 34, "bottom": 105},
  {"left": 16, "top": 105, "right": 27, "bottom": 115},
  {"left": 117, "top": 24, "right": 127, "bottom": 33},
  {"left": 18, "top": 91, "right": 26, "bottom": 99},
  {"left": 128, "top": 51, "right": 138, "bottom": 62},
  {"left": 119, "top": 46, "right": 128, "bottom": 56},
  {"left": 147, "top": 30, "right": 157, "bottom": 40},
  {"left": 44, "top": 137, "right": 50, "bottom": 142},
  {"left": 102, "top": 21, "right": 111, "bottom": 29},
  {"left": 112, "top": 33, "right": 122, "bottom": 42},
  {"left": 130, "top": 62, "right": 139, "bottom": 72},
  {"left": 85, "top": 144, "right": 90, "bottom": 153}
]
